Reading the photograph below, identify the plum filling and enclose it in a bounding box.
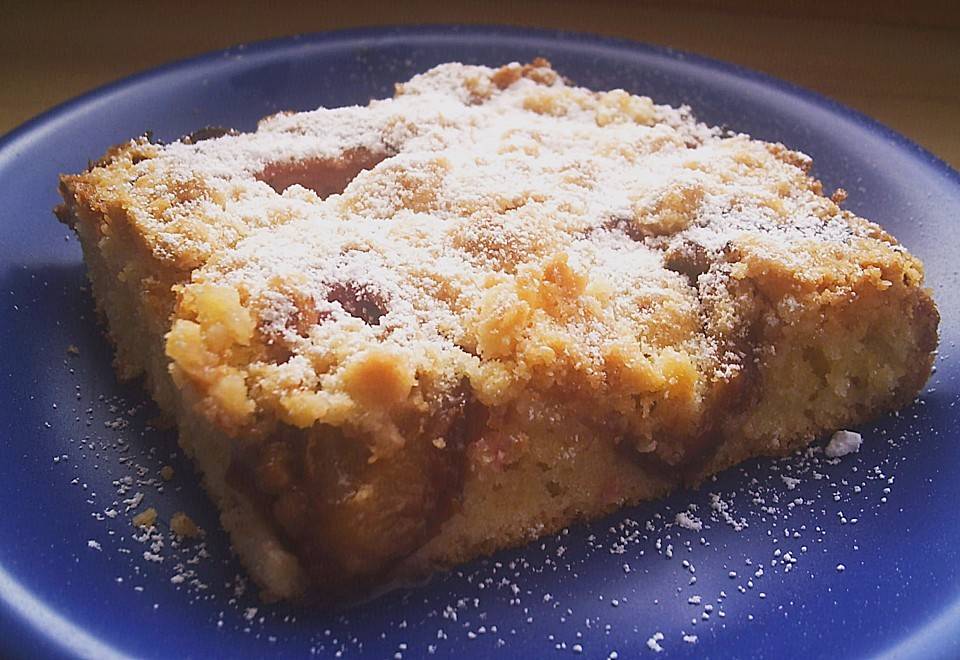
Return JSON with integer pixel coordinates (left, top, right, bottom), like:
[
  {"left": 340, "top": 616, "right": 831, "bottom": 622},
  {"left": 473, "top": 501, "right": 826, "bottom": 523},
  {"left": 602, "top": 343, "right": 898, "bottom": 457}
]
[
  {"left": 257, "top": 281, "right": 390, "bottom": 365},
  {"left": 226, "top": 385, "right": 486, "bottom": 599},
  {"left": 256, "top": 148, "right": 387, "bottom": 198},
  {"left": 326, "top": 281, "right": 387, "bottom": 326}
]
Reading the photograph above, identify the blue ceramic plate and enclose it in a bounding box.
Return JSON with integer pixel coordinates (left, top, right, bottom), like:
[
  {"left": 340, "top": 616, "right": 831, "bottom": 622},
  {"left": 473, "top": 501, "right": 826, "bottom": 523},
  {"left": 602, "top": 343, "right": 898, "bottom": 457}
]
[{"left": 1, "top": 26, "right": 959, "bottom": 659}]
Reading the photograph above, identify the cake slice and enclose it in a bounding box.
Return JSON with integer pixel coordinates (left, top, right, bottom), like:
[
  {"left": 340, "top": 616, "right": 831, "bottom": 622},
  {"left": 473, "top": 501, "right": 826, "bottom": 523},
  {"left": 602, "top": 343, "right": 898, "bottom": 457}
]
[{"left": 57, "top": 59, "right": 938, "bottom": 602}]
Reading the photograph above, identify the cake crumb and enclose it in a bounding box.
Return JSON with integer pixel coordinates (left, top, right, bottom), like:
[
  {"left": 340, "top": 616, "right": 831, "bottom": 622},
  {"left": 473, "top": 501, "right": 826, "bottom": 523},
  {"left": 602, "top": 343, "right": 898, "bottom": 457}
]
[
  {"left": 160, "top": 465, "right": 175, "bottom": 481},
  {"left": 133, "top": 507, "right": 158, "bottom": 528},
  {"left": 170, "top": 512, "right": 202, "bottom": 538},
  {"left": 66, "top": 344, "right": 80, "bottom": 356},
  {"left": 825, "top": 430, "right": 863, "bottom": 458}
]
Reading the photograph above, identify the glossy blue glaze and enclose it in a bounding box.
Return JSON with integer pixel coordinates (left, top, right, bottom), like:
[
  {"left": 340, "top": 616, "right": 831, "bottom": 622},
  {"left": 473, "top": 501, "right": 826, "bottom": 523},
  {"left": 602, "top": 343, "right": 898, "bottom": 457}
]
[{"left": 1, "top": 26, "right": 958, "bottom": 659}]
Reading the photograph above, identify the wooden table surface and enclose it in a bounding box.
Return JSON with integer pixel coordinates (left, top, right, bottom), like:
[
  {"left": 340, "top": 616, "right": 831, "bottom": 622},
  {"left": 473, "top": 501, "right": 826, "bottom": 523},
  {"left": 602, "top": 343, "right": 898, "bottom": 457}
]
[{"left": 2, "top": 1, "right": 958, "bottom": 169}]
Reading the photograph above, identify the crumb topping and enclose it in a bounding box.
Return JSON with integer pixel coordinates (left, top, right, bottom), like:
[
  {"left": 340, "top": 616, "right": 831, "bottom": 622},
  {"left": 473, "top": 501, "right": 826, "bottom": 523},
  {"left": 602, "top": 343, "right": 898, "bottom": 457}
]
[{"left": 61, "top": 60, "right": 927, "bottom": 462}]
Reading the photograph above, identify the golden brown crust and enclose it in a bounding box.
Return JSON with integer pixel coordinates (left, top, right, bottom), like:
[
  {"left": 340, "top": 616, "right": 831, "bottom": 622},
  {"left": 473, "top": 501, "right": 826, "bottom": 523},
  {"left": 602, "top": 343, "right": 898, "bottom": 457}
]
[{"left": 58, "top": 60, "right": 939, "bottom": 601}]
